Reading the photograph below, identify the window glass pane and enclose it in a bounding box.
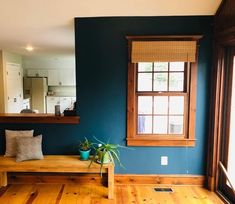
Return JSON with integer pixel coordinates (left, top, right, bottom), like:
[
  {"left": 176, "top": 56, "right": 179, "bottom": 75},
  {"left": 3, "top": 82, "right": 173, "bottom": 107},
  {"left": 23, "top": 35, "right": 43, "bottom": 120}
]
[
  {"left": 154, "top": 96, "right": 168, "bottom": 114},
  {"left": 170, "top": 62, "right": 184, "bottom": 71},
  {"left": 138, "top": 73, "right": 152, "bottom": 91},
  {"left": 154, "top": 73, "right": 168, "bottom": 91},
  {"left": 153, "top": 116, "right": 168, "bottom": 134},
  {"left": 169, "top": 96, "right": 184, "bottom": 114},
  {"left": 169, "top": 73, "right": 184, "bottom": 91},
  {"left": 169, "top": 116, "right": 183, "bottom": 134},
  {"left": 138, "top": 62, "right": 152, "bottom": 72},
  {"left": 154, "top": 62, "right": 168, "bottom": 71},
  {"left": 138, "top": 96, "right": 152, "bottom": 114},
  {"left": 138, "top": 116, "right": 152, "bottom": 134}
]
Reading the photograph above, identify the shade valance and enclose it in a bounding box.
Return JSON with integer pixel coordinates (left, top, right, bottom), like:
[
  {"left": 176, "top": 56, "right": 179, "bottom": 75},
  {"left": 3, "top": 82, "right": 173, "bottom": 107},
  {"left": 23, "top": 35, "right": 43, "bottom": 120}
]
[{"left": 131, "top": 41, "right": 197, "bottom": 63}]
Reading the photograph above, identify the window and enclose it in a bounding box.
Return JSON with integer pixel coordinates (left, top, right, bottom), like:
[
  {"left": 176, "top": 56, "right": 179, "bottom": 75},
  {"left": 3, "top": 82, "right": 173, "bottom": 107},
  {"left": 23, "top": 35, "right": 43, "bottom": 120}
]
[{"left": 126, "top": 36, "right": 202, "bottom": 146}]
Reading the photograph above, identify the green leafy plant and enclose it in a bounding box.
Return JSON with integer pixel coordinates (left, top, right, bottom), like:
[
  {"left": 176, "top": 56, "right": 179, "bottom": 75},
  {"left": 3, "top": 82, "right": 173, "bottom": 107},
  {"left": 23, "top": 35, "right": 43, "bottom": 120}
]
[
  {"left": 89, "top": 136, "right": 128, "bottom": 176},
  {"left": 79, "top": 137, "right": 93, "bottom": 151}
]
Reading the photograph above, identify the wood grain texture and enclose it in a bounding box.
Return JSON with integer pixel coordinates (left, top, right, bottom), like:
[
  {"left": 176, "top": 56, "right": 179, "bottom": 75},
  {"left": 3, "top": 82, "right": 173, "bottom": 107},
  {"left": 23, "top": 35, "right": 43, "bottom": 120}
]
[
  {"left": 115, "top": 174, "right": 205, "bottom": 186},
  {"left": 0, "top": 155, "right": 114, "bottom": 199},
  {"left": 0, "top": 172, "right": 7, "bottom": 187},
  {"left": 0, "top": 114, "right": 80, "bottom": 124},
  {"left": 0, "top": 155, "right": 109, "bottom": 173},
  {"left": 0, "top": 184, "right": 224, "bottom": 204}
]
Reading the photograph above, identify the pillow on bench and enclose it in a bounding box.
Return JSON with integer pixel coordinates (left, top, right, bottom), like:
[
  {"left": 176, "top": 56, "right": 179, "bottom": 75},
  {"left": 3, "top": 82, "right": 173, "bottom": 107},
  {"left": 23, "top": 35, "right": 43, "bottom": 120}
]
[
  {"left": 16, "top": 135, "right": 43, "bottom": 162},
  {"left": 5, "top": 130, "right": 34, "bottom": 157}
]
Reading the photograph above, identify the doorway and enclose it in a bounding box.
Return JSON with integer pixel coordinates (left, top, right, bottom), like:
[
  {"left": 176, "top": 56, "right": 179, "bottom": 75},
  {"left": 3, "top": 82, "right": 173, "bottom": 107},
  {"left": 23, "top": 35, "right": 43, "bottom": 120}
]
[{"left": 218, "top": 51, "right": 235, "bottom": 202}]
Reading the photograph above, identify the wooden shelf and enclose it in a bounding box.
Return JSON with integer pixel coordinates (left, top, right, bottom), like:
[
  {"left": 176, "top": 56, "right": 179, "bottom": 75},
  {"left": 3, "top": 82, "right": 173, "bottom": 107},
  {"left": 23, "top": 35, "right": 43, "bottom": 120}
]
[{"left": 0, "top": 114, "right": 80, "bottom": 124}]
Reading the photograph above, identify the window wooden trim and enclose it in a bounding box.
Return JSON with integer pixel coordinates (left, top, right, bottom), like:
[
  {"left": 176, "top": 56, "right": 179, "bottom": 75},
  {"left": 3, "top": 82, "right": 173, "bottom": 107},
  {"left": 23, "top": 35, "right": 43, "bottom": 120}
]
[{"left": 126, "top": 36, "right": 201, "bottom": 147}]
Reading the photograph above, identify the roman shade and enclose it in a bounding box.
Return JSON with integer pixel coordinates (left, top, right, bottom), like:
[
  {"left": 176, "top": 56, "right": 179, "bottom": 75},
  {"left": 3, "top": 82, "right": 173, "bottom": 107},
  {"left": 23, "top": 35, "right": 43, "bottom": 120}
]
[{"left": 131, "top": 41, "right": 197, "bottom": 63}]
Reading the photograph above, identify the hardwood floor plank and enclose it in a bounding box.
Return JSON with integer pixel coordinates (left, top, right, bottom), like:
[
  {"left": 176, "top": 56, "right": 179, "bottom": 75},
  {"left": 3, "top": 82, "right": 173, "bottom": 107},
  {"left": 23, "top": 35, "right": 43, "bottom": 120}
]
[
  {"left": 58, "top": 184, "right": 81, "bottom": 204},
  {"left": 0, "top": 184, "right": 224, "bottom": 204},
  {"left": 138, "top": 186, "right": 156, "bottom": 204},
  {"left": 55, "top": 184, "right": 65, "bottom": 204},
  {"left": 25, "top": 189, "right": 38, "bottom": 204},
  {"left": 190, "top": 186, "right": 223, "bottom": 204},
  {"left": 0, "top": 184, "right": 34, "bottom": 204},
  {"left": 0, "top": 185, "right": 11, "bottom": 197},
  {"left": 150, "top": 186, "right": 174, "bottom": 204},
  {"left": 30, "top": 184, "right": 62, "bottom": 204}
]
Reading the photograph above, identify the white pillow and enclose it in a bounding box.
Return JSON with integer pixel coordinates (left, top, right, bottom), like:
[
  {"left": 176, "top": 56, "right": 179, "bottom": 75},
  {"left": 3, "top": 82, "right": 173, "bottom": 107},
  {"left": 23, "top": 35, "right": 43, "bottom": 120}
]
[{"left": 5, "top": 130, "right": 34, "bottom": 157}]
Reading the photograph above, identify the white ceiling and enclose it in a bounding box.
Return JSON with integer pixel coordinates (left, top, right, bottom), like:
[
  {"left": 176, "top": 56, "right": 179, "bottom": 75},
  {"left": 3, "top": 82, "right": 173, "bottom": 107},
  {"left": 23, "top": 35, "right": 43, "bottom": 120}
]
[{"left": 0, "top": 0, "right": 222, "bottom": 57}]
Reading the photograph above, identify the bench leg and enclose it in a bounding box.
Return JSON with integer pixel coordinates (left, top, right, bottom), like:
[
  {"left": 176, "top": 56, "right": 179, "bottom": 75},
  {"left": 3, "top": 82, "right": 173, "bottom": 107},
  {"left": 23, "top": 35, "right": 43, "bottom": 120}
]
[
  {"left": 108, "top": 165, "right": 114, "bottom": 199},
  {"left": 0, "top": 172, "right": 7, "bottom": 187}
]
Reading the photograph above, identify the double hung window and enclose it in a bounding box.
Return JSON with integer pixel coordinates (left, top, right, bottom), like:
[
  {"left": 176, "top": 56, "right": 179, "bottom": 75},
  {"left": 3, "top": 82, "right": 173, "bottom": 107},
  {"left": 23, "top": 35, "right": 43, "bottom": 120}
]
[{"left": 126, "top": 36, "right": 202, "bottom": 146}]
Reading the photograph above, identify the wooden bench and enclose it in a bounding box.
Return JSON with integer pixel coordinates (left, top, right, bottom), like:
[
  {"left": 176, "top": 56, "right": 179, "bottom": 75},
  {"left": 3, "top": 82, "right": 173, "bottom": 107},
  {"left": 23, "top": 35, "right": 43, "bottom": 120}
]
[{"left": 0, "top": 155, "right": 114, "bottom": 199}]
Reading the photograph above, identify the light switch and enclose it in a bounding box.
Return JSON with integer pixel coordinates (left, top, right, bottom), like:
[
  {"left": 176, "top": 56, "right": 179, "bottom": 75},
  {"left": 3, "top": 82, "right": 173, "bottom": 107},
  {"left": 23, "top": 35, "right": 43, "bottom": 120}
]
[{"left": 161, "top": 156, "right": 168, "bottom": 165}]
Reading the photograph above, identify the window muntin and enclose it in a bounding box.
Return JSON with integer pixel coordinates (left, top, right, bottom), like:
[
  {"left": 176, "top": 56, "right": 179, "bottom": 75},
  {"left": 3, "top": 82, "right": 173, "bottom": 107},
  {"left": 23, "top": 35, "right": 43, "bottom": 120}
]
[{"left": 136, "top": 62, "right": 187, "bottom": 136}]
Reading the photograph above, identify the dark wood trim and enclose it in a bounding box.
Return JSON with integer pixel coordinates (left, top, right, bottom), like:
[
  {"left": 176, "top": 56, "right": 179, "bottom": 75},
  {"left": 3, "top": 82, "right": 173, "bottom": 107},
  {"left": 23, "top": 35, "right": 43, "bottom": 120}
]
[
  {"left": 0, "top": 114, "right": 80, "bottom": 124},
  {"left": 127, "top": 63, "right": 136, "bottom": 140},
  {"left": 8, "top": 173, "right": 205, "bottom": 186},
  {"left": 127, "top": 138, "right": 196, "bottom": 147},
  {"left": 218, "top": 49, "right": 235, "bottom": 202},
  {"left": 126, "top": 35, "right": 203, "bottom": 41},
  {"left": 207, "top": 45, "right": 225, "bottom": 191},
  {"left": 207, "top": 1, "right": 235, "bottom": 198}
]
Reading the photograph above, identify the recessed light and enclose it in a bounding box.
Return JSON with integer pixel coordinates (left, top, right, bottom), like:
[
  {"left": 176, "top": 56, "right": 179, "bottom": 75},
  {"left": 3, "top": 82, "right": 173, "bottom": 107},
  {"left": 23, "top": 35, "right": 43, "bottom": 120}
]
[{"left": 26, "top": 45, "right": 34, "bottom": 51}]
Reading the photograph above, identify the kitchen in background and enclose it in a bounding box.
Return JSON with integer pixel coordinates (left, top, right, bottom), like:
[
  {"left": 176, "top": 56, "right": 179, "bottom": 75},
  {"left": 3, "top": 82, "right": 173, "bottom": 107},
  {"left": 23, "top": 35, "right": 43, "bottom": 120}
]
[{"left": 23, "top": 55, "right": 76, "bottom": 114}]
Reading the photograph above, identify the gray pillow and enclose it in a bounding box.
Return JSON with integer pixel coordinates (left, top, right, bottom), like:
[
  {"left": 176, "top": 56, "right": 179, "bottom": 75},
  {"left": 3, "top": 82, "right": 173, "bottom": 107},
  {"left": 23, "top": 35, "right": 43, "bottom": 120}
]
[
  {"left": 5, "top": 130, "right": 34, "bottom": 157},
  {"left": 16, "top": 135, "right": 44, "bottom": 162}
]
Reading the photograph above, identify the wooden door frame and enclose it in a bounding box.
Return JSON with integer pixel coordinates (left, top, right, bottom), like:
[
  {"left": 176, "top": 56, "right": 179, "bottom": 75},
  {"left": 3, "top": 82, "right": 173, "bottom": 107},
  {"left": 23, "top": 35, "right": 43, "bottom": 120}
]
[
  {"left": 218, "top": 49, "right": 235, "bottom": 201},
  {"left": 207, "top": 46, "right": 235, "bottom": 202}
]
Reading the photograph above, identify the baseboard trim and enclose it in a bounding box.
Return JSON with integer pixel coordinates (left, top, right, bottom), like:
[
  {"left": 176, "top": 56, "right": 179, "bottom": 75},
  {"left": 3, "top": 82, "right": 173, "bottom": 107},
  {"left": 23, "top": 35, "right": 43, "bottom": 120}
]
[
  {"left": 115, "top": 174, "right": 205, "bottom": 186},
  {"left": 8, "top": 173, "right": 205, "bottom": 186}
]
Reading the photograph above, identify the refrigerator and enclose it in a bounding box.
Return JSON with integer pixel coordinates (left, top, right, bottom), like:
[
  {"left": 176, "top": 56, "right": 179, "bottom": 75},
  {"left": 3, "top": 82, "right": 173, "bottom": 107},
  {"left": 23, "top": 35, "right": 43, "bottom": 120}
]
[{"left": 23, "top": 77, "right": 48, "bottom": 113}]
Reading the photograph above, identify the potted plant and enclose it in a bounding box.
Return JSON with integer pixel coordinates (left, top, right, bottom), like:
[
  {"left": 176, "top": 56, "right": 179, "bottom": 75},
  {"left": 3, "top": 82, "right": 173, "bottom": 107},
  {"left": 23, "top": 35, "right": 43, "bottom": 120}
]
[
  {"left": 79, "top": 137, "right": 93, "bottom": 160},
  {"left": 90, "top": 137, "right": 127, "bottom": 176}
]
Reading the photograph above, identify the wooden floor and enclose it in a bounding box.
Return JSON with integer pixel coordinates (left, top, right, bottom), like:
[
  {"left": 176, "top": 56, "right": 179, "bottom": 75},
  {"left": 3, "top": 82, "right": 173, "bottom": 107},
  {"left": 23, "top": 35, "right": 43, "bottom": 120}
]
[{"left": 0, "top": 184, "right": 223, "bottom": 204}]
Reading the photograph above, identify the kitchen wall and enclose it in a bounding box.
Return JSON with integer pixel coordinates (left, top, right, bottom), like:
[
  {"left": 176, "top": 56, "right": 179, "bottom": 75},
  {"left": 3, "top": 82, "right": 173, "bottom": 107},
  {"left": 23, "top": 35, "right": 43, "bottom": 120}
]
[{"left": 0, "top": 16, "right": 213, "bottom": 175}]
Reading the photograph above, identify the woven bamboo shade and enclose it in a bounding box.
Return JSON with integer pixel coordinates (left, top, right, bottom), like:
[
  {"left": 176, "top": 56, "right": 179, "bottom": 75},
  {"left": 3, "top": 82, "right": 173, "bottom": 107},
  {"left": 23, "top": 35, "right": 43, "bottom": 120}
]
[{"left": 131, "top": 41, "right": 197, "bottom": 63}]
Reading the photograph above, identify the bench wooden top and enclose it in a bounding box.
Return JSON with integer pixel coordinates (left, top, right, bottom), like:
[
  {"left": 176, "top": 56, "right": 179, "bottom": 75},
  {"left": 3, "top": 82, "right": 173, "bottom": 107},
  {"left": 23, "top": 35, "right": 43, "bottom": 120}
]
[{"left": 0, "top": 155, "right": 111, "bottom": 173}]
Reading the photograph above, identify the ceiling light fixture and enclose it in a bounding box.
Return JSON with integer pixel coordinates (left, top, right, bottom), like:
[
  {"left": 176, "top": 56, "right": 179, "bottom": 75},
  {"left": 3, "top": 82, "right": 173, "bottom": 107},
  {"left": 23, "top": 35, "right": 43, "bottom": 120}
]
[{"left": 26, "top": 45, "right": 34, "bottom": 51}]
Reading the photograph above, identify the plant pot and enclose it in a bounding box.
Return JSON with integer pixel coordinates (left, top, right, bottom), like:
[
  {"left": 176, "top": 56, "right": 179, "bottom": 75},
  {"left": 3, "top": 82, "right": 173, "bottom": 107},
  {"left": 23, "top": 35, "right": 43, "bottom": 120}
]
[
  {"left": 79, "top": 149, "right": 91, "bottom": 161},
  {"left": 96, "top": 150, "right": 110, "bottom": 164}
]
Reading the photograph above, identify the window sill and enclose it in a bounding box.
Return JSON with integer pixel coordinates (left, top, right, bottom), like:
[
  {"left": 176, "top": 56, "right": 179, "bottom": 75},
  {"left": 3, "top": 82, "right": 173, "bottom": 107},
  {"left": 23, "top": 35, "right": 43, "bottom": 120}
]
[
  {"left": 0, "top": 114, "right": 80, "bottom": 124},
  {"left": 127, "top": 138, "right": 196, "bottom": 147}
]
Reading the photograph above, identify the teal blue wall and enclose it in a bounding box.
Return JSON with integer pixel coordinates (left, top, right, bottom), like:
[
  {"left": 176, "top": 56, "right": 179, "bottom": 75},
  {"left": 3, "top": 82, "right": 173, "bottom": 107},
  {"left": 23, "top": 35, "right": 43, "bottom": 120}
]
[{"left": 0, "top": 16, "right": 213, "bottom": 175}]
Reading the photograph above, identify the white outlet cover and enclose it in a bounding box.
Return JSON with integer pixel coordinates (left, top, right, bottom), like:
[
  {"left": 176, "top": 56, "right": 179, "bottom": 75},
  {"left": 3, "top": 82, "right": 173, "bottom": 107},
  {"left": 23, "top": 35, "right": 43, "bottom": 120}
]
[{"left": 161, "top": 156, "right": 168, "bottom": 165}]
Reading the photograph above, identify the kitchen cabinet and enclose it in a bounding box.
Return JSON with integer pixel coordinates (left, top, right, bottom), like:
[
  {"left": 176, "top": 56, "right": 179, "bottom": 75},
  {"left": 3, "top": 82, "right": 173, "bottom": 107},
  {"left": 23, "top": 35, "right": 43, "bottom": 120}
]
[
  {"left": 27, "top": 69, "right": 48, "bottom": 77},
  {"left": 46, "top": 96, "right": 75, "bottom": 114},
  {"left": 48, "top": 69, "right": 75, "bottom": 86},
  {"left": 46, "top": 97, "right": 60, "bottom": 113},
  {"left": 60, "top": 97, "right": 72, "bottom": 112}
]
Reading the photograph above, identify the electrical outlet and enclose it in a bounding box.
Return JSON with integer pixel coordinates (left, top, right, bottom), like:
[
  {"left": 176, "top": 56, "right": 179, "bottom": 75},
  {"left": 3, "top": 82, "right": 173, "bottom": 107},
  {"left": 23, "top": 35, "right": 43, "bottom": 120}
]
[{"left": 161, "top": 156, "right": 168, "bottom": 165}]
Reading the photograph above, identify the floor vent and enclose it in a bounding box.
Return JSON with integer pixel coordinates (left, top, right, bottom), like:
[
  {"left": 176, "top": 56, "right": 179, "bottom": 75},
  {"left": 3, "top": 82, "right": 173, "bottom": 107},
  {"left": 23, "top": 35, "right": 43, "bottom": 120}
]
[{"left": 154, "top": 187, "right": 173, "bottom": 192}]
